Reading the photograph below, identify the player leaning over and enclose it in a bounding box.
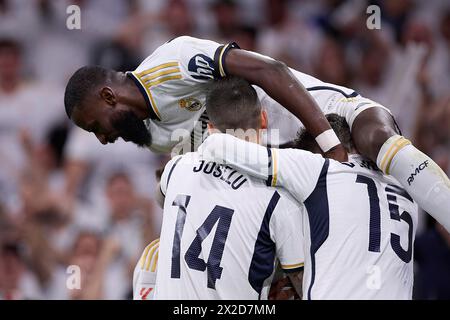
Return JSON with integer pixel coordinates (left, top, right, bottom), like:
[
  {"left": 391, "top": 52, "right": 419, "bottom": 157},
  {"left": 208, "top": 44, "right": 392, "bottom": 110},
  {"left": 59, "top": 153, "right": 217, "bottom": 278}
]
[{"left": 64, "top": 36, "right": 450, "bottom": 232}]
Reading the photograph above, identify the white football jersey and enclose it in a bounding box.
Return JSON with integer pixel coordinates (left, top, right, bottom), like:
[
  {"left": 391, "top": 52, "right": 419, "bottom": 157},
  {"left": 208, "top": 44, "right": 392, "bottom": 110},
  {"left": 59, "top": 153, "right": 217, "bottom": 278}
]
[
  {"left": 154, "top": 152, "right": 304, "bottom": 300},
  {"left": 127, "top": 36, "right": 390, "bottom": 152},
  {"left": 133, "top": 239, "right": 159, "bottom": 300},
  {"left": 199, "top": 134, "right": 419, "bottom": 300}
]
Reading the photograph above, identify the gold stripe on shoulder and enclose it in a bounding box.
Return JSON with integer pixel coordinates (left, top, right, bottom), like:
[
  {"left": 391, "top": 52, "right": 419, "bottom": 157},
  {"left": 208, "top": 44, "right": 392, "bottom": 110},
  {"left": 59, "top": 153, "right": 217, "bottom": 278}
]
[
  {"left": 139, "top": 245, "right": 151, "bottom": 269},
  {"left": 132, "top": 63, "right": 183, "bottom": 120},
  {"left": 142, "top": 68, "right": 181, "bottom": 83},
  {"left": 137, "top": 62, "right": 179, "bottom": 78},
  {"left": 130, "top": 71, "right": 162, "bottom": 120},
  {"left": 140, "top": 238, "right": 160, "bottom": 269},
  {"left": 145, "top": 242, "right": 160, "bottom": 271},
  {"left": 150, "top": 248, "right": 159, "bottom": 272},
  {"left": 146, "top": 75, "right": 183, "bottom": 88}
]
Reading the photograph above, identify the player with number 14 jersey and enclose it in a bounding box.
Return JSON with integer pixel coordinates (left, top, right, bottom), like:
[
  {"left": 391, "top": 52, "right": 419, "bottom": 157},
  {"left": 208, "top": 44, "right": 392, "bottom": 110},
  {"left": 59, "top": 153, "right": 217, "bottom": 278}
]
[{"left": 153, "top": 152, "right": 304, "bottom": 300}]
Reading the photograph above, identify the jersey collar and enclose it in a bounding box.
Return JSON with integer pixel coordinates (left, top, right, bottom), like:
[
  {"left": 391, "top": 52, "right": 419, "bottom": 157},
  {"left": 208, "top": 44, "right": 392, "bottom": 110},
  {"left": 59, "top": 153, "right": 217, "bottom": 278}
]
[{"left": 126, "top": 71, "right": 161, "bottom": 121}]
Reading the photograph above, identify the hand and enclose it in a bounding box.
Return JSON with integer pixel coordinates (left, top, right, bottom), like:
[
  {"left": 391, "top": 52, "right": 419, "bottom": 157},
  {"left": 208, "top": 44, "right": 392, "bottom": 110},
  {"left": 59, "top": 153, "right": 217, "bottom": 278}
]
[
  {"left": 268, "top": 277, "right": 300, "bottom": 300},
  {"left": 324, "top": 144, "right": 348, "bottom": 162}
]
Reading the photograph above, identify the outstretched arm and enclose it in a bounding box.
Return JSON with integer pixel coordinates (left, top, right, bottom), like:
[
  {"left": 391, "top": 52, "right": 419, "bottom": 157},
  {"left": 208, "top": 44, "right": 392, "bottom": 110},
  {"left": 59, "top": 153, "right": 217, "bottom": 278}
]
[
  {"left": 199, "top": 133, "right": 327, "bottom": 202},
  {"left": 224, "top": 49, "right": 347, "bottom": 162}
]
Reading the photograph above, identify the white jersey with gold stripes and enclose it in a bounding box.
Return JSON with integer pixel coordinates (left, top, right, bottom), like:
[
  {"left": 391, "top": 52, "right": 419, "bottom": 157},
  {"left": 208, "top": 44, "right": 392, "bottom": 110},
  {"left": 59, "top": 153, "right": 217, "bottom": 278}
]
[
  {"left": 199, "top": 134, "right": 419, "bottom": 300},
  {"left": 133, "top": 239, "right": 159, "bottom": 300},
  {"left": 127, "top": 36, "right": 391, "bottom": 152},
  {"left": 126, "top": 36, "right": 239, "bottom": 153},
  {"left": 153, "top": 152, "right": 304, "bottom": 300}
]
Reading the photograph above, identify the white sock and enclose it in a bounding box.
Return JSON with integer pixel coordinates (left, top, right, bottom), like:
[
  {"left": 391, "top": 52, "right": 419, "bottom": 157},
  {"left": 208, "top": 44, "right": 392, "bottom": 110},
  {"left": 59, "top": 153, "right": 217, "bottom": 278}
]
[{"left": 377, "top": 135, "right": 450, "bottom": 232}]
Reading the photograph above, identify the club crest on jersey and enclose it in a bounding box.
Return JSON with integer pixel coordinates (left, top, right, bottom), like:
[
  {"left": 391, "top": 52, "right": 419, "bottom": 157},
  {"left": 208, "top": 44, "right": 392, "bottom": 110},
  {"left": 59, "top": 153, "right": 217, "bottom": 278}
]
[
  {"left": 179, "top": 97, "right": 203, "bottom": 112},
  {"left": 340, "top": 97, "right": 358, "bottom": 103}
]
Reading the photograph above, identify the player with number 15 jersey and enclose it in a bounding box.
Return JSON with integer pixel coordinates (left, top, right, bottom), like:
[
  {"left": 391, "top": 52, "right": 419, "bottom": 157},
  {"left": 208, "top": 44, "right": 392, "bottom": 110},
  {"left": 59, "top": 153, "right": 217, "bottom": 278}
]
[
  {"left": 153, "top": 152, "right": 304, "bottom": 300},
  {"left": 200, "top": 133, "right": 419, "bottom": 299}
]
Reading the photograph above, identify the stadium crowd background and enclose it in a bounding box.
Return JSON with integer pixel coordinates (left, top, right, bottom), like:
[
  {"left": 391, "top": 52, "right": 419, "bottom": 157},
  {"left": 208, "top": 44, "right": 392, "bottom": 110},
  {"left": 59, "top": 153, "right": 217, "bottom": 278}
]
[{"left": 0, "top": 0, "right": 449, "bottom": 300}]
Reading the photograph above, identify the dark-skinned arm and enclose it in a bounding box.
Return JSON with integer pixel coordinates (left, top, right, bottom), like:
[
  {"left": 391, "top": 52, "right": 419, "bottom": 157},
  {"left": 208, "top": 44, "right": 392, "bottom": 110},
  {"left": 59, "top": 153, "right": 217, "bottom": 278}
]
[
  {"left": 287, "top": 270, "right": 303, "bottom": 299},
  {"left": 224, "top": 49, "right": 348, "bottom": 162}
]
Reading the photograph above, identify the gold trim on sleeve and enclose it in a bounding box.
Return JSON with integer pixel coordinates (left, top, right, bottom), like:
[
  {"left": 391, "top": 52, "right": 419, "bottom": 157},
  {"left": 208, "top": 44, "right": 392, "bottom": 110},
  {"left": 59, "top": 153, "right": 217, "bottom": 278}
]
[
  {"left": 272, "top": 148, "right": 278, "bottom": 187},
  {"left": 140, "top": 238, "right": 160, "bottom": 269},
  {"left": 380, "top": 137, "right": 411, "bottom": 174},
  {"left": 218, "top": 44, "right": 230, "bottom": 77},
  {"left": 281, "top": 262, "right": 304, "bottom": 269},
  {"left": 145, "top": 242, "right": 160, "bottom": 271}
]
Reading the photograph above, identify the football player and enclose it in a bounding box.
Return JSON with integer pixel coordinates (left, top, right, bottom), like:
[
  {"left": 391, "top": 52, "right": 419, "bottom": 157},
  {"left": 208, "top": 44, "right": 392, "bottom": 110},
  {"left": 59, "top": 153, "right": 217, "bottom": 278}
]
[
  {"left": 64, "top": 36, "right": 450, "bottom": 233},
  {"left": 153, "top": 78, "right": 304, "bottom": 299}
]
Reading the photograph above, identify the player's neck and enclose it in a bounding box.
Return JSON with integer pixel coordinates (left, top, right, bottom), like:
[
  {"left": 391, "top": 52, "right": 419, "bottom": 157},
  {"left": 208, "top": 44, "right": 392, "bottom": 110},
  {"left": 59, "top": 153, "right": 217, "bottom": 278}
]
[
  {"left": 233, "top": 132, "right": 260, "bottom": 145},
  {"left": 122, "top": 74, "right": 151, "bottom": 120}
]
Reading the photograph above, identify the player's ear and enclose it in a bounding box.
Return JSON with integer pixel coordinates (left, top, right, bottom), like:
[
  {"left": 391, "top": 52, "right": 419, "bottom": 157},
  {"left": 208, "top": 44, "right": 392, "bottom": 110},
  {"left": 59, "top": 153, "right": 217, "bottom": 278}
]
[
  {"left": 261, "top": 110, "right": 268, "bottom": 130},
  {"left": 100, "top": 87, "right": 116, "bottom": 106}
]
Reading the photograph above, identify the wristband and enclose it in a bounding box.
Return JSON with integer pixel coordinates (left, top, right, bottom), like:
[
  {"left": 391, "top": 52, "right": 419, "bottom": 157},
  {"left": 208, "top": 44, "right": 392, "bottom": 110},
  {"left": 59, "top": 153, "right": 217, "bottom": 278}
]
[{"left": 315, "top": 129, "right": 341, "bottom": 153}]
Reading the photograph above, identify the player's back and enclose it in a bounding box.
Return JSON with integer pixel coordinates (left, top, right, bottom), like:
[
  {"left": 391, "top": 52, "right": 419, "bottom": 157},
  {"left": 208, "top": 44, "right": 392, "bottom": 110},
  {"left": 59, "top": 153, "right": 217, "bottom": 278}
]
[
  {"left": 155, "top": 152, "right": 303, "bottom": 300},
  {"left": 303, "top": 155, "right": 419, "bottom": 299}
]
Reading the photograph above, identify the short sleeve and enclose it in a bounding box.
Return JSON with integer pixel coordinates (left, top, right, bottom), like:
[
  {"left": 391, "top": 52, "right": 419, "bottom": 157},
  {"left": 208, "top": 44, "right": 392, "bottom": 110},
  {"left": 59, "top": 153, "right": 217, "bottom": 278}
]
[
  {"left": 160, "top": 155, "right": 183, "bottom": 196},
  {"left": 175, "top": 36, "right": 240, "bottom": 81},
  {"left": 270, "top": 196, "right": 305, "bottom": 273}
]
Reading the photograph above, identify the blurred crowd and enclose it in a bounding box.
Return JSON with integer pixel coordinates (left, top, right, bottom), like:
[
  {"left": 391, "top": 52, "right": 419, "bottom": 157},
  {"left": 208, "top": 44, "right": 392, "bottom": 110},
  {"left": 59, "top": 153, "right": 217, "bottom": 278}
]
[{"left": 0, "top": 0, "right": 449, "bottom": 300}]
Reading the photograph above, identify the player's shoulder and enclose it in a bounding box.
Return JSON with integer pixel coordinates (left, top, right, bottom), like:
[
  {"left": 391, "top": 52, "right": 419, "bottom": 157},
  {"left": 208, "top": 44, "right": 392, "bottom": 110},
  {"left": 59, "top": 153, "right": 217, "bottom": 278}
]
[
  {"left": 165, "top": 152, "right": 200, "bottom": 172},
  {"left": 164, "top": 35, "right": 209, "bottom": 46},
  {"left": 151, "top": 36, "right": 218, "bottom": 55},
  {"left": 278, "top": 147, "right": 326, "bottom": 167},
  {"left": 273, "top": 186, "right": 304, "bottom": 213},
  {"left": 138, "top": 238, "right": 160, "bottom": 273},
  {"left": 134, "top": 39, "right": 181, "bottom": 70},
  {"left": 161, "top": 154, "right": 184, "bottom": 180},
  {"left": 164, "top": 153, "right": 188, "bottom": 169},
  {"left": 329, "top": 154, "right": 399, "bottom": 184},
  {"left": 327, "top": 154, "right": 373, "bottom": 172},
  {"left": 131, "top": 36, "right": 198, "bottom": 70},
  {"left": 133, "top": 35, "right": 224, "bottom": 83}
]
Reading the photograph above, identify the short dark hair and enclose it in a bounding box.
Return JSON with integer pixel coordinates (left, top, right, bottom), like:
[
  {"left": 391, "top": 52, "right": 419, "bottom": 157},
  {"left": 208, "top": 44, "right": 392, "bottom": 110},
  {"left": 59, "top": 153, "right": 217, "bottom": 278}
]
[
  {"left": 295, "top": 114, "right": 354, "bottom": 152},
  {"left": 206, "top": 77, "right": 261, "bottom": 132},
  {"left": 64, "top": 66, "right": 111, "bottom": 118}
]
